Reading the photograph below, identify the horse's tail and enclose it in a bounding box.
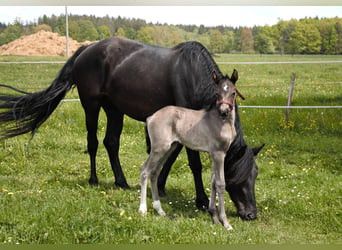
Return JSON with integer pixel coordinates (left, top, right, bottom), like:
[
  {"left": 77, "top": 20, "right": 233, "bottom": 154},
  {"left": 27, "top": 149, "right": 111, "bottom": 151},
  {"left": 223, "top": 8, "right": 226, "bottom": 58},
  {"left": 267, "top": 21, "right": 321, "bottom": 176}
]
[{"left": 0, "top": 45, "right": 89, "bottom": 140}]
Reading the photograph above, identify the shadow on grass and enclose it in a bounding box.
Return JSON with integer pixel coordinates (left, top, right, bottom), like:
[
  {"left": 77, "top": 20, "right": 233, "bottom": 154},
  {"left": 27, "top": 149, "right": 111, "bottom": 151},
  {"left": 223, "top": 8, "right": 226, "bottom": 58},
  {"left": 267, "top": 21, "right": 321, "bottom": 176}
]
[{"left": 52, "top": 177, "right": 241, "bottom": 220}]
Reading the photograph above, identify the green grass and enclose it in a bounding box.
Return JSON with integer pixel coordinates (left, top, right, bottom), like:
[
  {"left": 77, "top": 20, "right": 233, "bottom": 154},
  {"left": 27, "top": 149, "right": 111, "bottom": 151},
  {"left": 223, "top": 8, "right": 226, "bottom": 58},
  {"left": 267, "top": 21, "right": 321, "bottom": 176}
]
[{"left": 0, "top": 55, "right": 341, "bottom": 244}]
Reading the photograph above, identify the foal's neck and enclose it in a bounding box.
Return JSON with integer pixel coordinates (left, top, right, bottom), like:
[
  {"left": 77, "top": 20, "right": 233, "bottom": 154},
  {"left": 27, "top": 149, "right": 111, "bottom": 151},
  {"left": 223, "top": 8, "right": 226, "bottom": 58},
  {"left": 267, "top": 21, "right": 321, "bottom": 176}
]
[{"left": 208, "top": 107, "right": 235, "bottom": 125}]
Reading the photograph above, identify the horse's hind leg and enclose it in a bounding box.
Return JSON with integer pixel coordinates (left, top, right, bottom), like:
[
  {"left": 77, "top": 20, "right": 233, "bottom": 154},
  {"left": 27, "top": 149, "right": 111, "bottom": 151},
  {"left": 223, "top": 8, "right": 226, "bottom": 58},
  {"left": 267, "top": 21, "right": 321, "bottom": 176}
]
[{"left": 103, "top": 105, "right": 130, "bottom": 189}]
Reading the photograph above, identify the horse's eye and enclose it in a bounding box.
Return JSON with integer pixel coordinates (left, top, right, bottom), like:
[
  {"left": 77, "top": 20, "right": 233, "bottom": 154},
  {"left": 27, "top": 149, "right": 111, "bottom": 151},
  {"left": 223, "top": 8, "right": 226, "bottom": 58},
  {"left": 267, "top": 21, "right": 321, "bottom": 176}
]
[{"left": 232, "top": 92, "right": 236, "bottom": 96}]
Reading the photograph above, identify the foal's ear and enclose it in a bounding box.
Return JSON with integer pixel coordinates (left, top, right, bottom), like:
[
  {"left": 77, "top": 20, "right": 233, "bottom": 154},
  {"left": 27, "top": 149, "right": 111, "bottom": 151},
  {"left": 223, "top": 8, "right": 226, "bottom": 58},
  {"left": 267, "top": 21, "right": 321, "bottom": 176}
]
[
  {"left": 212, "top": 71, "right": 219, "bottom": 84},
  {"left": 230, "top": 69, "right": 239, "bottom": 84}
]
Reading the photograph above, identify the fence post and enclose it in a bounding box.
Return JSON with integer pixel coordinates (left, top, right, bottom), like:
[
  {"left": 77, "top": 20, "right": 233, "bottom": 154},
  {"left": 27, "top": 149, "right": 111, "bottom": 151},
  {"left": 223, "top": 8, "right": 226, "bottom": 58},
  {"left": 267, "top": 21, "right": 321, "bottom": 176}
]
[{"left": 286, "top": 72, "right": 296, "bottom": 122}]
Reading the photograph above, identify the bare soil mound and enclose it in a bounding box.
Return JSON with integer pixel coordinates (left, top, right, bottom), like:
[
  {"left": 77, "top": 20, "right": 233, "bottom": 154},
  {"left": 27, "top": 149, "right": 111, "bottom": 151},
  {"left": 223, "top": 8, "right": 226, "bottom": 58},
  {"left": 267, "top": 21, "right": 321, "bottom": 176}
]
[{"left": 0, "top": 30, "right": 92, "bottom": 56}]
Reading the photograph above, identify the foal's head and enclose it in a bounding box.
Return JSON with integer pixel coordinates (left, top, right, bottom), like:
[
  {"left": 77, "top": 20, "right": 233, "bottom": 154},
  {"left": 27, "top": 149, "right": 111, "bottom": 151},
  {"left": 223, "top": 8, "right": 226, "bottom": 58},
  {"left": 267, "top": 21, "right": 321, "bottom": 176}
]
[{"left": 213, "top": 69, "right": 243, "bottom": 119}]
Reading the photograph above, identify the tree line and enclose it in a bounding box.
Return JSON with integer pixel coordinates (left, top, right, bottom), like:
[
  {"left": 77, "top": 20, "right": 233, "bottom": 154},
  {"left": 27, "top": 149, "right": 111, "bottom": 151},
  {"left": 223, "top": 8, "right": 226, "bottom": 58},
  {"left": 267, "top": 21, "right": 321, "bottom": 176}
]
[{"left": 0, "top": 14, "right": 341, "bottom": 55}]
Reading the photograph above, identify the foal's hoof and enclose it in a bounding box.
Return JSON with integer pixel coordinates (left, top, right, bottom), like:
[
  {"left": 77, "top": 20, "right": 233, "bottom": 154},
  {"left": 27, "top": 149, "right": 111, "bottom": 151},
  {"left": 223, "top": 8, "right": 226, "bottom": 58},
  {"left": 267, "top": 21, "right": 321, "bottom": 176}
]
[
  {"left": 225, "top": 224, "right": 233, "bottom": 231},
  {"left": 115, "top": 181, "right": 131, "bottom": 190},
  {"left": 139, "top": 207, "right": 147, "bottom": 216}
]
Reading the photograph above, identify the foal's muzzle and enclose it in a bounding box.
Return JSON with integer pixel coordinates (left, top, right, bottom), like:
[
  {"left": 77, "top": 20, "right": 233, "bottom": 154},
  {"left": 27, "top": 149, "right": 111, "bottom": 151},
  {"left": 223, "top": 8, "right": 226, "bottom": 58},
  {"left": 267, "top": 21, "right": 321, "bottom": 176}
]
[{"left": 216, "top": 100, "right": 234, "bottom": 117}]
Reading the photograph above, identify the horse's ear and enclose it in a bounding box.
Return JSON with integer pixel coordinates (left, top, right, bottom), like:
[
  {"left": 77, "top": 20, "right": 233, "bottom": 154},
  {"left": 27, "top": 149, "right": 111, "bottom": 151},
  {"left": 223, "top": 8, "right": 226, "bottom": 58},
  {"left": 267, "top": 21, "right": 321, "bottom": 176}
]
[
  {"left": 252, "top": 144, "right": 265, "bottom": 156},
  {"left": 212, "top": 71, "right": 219, "bottom": 84},
  {"left": 231, "top": 69, "right": 238, "bottom": 84}
]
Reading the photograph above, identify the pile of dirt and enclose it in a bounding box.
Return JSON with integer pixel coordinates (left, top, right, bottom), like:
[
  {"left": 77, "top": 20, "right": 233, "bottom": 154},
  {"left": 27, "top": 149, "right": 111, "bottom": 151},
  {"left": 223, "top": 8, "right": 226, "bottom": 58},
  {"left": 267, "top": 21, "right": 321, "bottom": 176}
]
[{"left": 0, "top": 30, "right": 92, "bottom": 56}]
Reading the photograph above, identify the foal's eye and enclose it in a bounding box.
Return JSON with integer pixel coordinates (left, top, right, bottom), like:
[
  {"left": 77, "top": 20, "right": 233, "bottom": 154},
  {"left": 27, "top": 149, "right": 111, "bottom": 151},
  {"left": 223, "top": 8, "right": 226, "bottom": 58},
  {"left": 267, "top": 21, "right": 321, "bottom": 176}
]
[{"left": 232, "top": 92, "right": 236, "bottom": 96}]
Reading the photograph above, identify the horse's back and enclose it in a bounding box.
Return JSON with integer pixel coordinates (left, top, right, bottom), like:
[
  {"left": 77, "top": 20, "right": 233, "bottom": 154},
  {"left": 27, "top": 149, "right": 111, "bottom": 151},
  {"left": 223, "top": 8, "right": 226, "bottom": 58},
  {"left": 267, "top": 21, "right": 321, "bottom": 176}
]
[{"left": 72, "top": 38, "right": 178, "bottom": 120}]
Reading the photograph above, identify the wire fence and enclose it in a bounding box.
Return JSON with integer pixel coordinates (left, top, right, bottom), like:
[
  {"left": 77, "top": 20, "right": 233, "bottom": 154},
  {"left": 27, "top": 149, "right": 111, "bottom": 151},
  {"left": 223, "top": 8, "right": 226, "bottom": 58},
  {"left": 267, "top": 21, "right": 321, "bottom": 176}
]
[
  {"left": 60, "top": 99, "right": 342, "bottom": 109},
  {"left": 1, "top": 60, "right": 341, "bottom": 109}
]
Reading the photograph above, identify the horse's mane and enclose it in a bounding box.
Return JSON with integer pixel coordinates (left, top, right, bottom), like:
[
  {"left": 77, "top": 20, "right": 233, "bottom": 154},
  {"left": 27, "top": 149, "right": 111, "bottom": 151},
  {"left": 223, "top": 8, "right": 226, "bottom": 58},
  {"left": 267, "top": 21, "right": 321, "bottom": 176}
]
[
  {"left": 173, "top": 42, "right": 256, "bottom": 185},
  {"left": 224, "top": 104, "right": 255, "bottom": 185},
  {"left": 174, "top": 41, "right": 222, "bottom": 110}
]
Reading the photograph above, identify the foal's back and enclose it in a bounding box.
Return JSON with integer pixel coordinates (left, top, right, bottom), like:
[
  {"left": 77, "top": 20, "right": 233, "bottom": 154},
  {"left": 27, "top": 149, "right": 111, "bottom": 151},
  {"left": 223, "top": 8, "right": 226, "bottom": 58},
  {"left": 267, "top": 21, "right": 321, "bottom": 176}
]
[{"left": 147, "top": 105, "right": 235, "bottom": 153}]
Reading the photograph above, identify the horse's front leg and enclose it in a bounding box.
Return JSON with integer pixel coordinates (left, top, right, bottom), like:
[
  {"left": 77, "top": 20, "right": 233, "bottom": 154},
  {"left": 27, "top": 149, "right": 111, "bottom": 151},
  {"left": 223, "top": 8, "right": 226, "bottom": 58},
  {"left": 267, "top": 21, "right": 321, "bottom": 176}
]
[
  {"left": 157, "top": 143, "right": 183, "bottom": 197},
  {"left": 212, "top": 151, "right": 233, "bottom": 230},
  {"left": 186, "top": 148, "right": 209, "bottom": 210}
]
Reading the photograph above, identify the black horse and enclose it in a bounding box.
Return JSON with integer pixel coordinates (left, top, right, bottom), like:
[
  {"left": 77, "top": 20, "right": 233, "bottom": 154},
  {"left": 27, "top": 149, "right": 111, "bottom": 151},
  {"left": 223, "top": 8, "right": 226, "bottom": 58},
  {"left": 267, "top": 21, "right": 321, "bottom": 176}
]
[{"left": 0, "top": 37, "right": 263, "bottom": 220}]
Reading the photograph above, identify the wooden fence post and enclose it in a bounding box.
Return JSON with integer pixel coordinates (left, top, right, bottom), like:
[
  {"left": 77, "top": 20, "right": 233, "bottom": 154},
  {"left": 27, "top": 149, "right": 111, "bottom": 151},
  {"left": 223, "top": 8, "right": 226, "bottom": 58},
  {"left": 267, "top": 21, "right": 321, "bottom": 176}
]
[{"left": 286, "top": 72, "right": 296, "bottom": 122}]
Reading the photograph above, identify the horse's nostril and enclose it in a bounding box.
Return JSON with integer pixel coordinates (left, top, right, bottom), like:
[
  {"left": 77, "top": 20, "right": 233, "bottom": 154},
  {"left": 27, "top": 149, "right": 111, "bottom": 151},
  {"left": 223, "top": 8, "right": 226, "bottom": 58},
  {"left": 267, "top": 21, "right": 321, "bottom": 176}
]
[{"left": 245, "top": 212, "right": 257, "bottom": 221}]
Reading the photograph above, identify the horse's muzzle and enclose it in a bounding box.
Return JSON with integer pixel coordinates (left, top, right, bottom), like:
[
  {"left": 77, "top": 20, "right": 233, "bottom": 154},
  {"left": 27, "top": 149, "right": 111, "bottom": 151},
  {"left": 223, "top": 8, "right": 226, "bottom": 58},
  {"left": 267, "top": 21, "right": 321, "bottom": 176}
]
[{"left": 239, "top": 210, "right": 258, "bottom": 221}]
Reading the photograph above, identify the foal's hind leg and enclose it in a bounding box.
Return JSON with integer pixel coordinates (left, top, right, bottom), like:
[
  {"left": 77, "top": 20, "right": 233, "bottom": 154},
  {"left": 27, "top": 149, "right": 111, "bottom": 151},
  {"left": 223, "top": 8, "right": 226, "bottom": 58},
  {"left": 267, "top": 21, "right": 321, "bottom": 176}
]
[
  {"left": 102, "top": 105, "right": 130, "bottom": 189},
  {"left": 140, "top": 152, "right": 166, "bottom": 216},
  {"left": 140, "top": 144, "right": 176, "bottom": 216}
]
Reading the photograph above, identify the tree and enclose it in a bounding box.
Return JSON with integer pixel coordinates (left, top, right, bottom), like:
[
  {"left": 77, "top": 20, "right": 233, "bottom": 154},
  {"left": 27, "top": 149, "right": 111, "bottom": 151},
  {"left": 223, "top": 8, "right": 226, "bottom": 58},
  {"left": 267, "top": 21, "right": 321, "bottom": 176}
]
[
  {"left": 136, "top": 26, "right": 154, "bottom": 44},
  {"left": 76, "top": 20, "right": 98, "bottom": 41},
  {"left": 255, "top": 32, "right": 275, "bottom": 54},
  {"left": 0, "top": 24, "right": 23, "bottom": 45},
  {"left": 98, "top": 25, "right": 111, "bottom": 40},
  {"left": 33, "top": 24, "right": 52, "bottom": 33},
  {"left": 223, "top": 30, "right": 235, "bottom": 53},
  {"left": 240, "top": 27, "right": 254, "bottom": 53},
  {"left": 335, "top": 21, "right": 342, "bottom": 54},
  {"left": 123, "top": 27, "right": 137, "bottom": 40},
  {"left": 304, "top": 24, "right": 321, "bottom": 54},
  {"left": 319, "top": 21, "right": 338, "bottom": 54},
  {"left": 209, "top": 29, "right": 225, "bottom": 53},
  {"left": 115, "top": 27, "right": 126, "bottom": 38},
  {"left": 286, "top": 21, "right": 306, "bottom": 54}
]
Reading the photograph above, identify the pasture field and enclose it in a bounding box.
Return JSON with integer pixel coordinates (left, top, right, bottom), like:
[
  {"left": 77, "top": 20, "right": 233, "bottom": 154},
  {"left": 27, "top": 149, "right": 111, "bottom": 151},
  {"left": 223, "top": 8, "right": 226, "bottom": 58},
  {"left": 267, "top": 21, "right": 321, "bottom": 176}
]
[{"left": 0, "top": 54, "right": 341, "bottom": 244}]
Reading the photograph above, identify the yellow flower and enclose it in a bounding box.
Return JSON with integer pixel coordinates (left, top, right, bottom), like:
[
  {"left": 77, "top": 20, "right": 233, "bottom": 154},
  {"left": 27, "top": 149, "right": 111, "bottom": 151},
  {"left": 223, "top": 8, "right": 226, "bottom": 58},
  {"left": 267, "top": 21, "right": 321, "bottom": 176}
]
[{"left": 120, "top": 210, "right": 125, "bottom": 216}]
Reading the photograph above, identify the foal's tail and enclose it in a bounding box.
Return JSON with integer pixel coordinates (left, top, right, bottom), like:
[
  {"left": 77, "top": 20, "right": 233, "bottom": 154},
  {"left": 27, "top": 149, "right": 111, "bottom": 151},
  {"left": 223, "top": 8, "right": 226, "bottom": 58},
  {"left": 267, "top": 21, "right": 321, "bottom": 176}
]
[{"left": 0, "top": 45, "right": 88, "bottom": 140}]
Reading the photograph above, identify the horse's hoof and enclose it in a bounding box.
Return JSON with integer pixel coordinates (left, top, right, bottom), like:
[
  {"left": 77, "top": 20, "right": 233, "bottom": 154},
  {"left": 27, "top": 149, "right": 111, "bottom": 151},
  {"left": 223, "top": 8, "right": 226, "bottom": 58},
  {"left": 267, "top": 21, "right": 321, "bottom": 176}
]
[
  {"left": 196, "top": 198, "right": 209, "bottom": 211},
  {"left": 226, "top": 225, "right": 233, "bottom": 231},
  {"left": 158, "top": 187, "right": 167, "bottom": 197},
  {"left": 115, "top": 181, "right": 131, "bottom": 190},
  {"left": 89, "top": 178, "right": 99, "bottom": 186}
]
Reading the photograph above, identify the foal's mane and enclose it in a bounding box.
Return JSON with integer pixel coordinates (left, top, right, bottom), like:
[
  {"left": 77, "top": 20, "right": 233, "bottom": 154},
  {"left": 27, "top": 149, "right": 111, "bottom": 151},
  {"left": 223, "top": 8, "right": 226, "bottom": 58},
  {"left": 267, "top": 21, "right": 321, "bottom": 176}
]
[{"left": 174, "top": 41, "right": 223, "bottom": 110}]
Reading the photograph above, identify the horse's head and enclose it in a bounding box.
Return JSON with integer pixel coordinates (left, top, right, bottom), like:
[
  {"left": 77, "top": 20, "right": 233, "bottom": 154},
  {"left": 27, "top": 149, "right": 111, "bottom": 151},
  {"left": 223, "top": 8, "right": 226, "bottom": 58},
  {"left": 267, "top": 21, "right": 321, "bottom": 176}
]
[
  {"left": 213, "top": 69, "right": 244, "bottom": 119},
  {"left": 225, "top": 144, "right": 264, "bottom": 220}
]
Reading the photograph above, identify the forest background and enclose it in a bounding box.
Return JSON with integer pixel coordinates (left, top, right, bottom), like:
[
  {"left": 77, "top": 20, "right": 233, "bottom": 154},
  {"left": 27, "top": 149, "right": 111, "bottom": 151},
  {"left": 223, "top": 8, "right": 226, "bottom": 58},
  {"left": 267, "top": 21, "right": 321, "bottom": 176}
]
[{"left": 0, "top": 14, "right": 341, "bottom": 55}]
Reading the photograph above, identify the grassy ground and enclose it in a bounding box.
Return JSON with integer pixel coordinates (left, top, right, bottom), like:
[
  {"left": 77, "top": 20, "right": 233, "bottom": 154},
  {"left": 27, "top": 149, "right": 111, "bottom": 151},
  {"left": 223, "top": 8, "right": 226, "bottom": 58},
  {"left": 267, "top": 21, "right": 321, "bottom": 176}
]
[{"left": 0, "top": 54, "right": 341, "bottom": 244}]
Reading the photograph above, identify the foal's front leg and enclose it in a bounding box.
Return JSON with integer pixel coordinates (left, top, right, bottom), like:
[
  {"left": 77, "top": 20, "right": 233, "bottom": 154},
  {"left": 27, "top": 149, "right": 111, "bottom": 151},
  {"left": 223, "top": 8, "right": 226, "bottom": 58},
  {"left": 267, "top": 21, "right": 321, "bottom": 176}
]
[{"left": 210, "top": 152, "right": 233, "bottom": 230}]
